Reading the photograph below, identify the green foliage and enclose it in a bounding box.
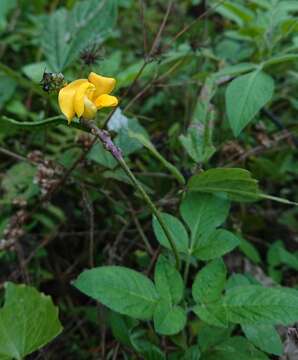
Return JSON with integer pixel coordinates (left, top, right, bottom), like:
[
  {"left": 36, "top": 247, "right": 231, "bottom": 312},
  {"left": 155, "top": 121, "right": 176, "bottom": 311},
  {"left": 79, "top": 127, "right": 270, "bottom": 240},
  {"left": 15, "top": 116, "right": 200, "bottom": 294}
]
[
  {"left": 153, "top": 213, "right": 189, "bottom": 253},
  {"left": 154, "top": 255, "right": 184, "bottom": 304},
  {"left": 180, "top": 193, "right": 230, "bottom": 239},
  {"left": 1, "top": 0, "right": 298, "bottom": 357},
  {"left": 188, "top": 168, "right": 261, "bottom": 202},
  {"left": 241, "top": 324, "right": 283, "bottom": 356},
  {"left": 42, "top": 0, "right": 118, "bottom": 71},
  {"left": 73, "top": 266, "right": 159, "bottom": 320},
  {"left": 192, "top": 259, "right": 227, "bottom": 304},
  {"left": 0, "top": 283, "right": 62, "bottom": 359},
  {"left": 193, "top": 229, "right": 240, "bottom": 260},
  {"left": 202, "top": 336, "right": 268, "bottom": 360},
  {"left": 226, "top": 70, "right": 274, "bottom": 136}
]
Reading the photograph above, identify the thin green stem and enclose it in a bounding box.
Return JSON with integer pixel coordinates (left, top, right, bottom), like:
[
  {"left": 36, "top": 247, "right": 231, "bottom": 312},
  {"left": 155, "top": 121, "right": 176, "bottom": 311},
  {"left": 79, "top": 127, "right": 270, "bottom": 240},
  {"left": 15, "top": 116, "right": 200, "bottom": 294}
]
[
  {"left": 118, "top": 157, "right": 180, "bottom": 269},
  {"left": 80, "top": 118, "right": 180, "bottom": 269}
]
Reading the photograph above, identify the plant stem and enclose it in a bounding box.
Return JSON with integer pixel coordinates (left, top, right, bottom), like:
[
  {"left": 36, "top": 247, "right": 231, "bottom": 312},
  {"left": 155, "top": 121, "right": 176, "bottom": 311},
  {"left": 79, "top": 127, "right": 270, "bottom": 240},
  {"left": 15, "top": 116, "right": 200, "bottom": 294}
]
[
  {"left": 80, "top": 119, "right": 180, "bottom": 269},
  {"left": 118, "top": 157, "right": 180, "bottom": 269}
]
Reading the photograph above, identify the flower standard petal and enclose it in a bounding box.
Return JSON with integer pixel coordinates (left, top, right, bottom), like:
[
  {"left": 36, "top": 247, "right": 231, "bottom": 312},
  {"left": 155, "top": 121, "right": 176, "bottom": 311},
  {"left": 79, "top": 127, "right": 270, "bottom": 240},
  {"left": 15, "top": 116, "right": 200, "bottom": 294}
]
[
  {"left": 88, "top": 72, "right": 116, "bottom": 98},
  {"left": 94, "top": 94, "right": 118, "bottom": 109},
  {"left": 74, "top": 82, "right": 96, "bottom": 118}
]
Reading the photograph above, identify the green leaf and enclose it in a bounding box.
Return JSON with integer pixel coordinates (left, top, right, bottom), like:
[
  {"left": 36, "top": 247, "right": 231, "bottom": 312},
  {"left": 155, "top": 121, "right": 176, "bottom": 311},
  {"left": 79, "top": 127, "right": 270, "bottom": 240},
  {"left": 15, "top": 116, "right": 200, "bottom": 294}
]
[
  {"left": 226, "top": 70, "right": 274, "bottom": 136},
  {"left": 188, "top": 168, "right": 261, "bottom": 202},
  {"left": 198, "top": 324, "right": 233, "bottom": 352},
  {"left": 192, "top": 259, "right": 227, "bottom": 304},
  {"left": 154, "top": 255, "right": 184, "bottom": 304},
  {"left": 180, "top": 193, "right": 230, "bottom": 240},
  {"left": 130, "top": 329, "right": 166, "bottom": 360},
  {"left": 181, "top": 346, "right": 201, "bottom": 359},
  {"left": 0, "top": 282, "right": 62, "bottom": 360},
  {"left": 214, "top": 63, "right": 258, "bottom": 78},
  {"left": 152, "top": 213, "right": 189, "bottom": 254},
  {"left": 226, "top": 274, "right": 252, "bottom": 290},
  {"left": 242, "top": 324, "right": 283, "bottom": 356},
  {"left": 87, "top": 141, "right": 117, "bottom": 169},
  {"left": 263, "top": 53, "right": 298, "bottom": 67},
  {"left": 224, "top": 285, "right": 298, "bottom": 325},
  {"left": 193, "top": 302, "right": 228, "bottom": 328},
  {"left": 1, "top": 162, "right": 39, "bottom": 203},
  {"left": 114, "top": 115, "right": 149, "bottom": 156},
  {"left": 108, "top": 311, "right": 137, "bottom": 347},
  {"left": 153, "top": 299, "right": 186, "bottom": 336},
  {"left": 193, "top": 229, "right": 240, "bottom": 261},
  {"left": 179, "top": 127, "right": 215, "bottom": 164},
  {"left": 267, "top": 241, "right": 298, "bottom": 271},
  {"left": 238, "top": 236, "right": 261, "bottom": 264},
  {"left": 0, "top": 0, "right": 16, "bottom": 31},
  {"left": 0, "top": 74, "right": 16, "bottom": 108},
  {"left": 203, "top": 336, "right": 268, "bottom": 360},
  {"left": 129, "top": 131, "right": 185, "bottom": 185},
  {"left": 42, "top": 0, "right": 118, "bottom": 71},
  {"left": 215, "top": 1, "right": 254, "bottom": 26},
  {"left": 73, "top": 266, "right": 159, "bottom": 320}
]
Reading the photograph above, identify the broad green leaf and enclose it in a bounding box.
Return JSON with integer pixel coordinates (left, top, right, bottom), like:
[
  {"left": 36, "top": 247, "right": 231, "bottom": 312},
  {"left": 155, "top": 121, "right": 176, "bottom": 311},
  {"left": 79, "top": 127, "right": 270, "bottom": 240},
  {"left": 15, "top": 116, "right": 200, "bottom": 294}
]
[
  {"left": 129, "top": 131, "right": 185, "bottom": 185},
  {"left": 226, "top": 274, "right": 252, "bottom": 290},
  {"left": 192, "top": 259, "right": 227, "bottom": 304},
  {"left": 152, "top": 213, "right": 189, "bottom": 254},
  {"left": 154, "top": 255, "right": 184, "bottom": 304},
  {"left": 193, "top": 302, "right": 228, "bottom": 328},
  {"left": 188, "top": 168, "right": 260, "bottom": 202},
  {"left": 42, "top": 0, "right": 118, "bottom": 71},
  {"left": 73, "top": 266, "right": 159, "bottom": 320},
  {"left": 198, "top": 324, "right": 233, "bottom": 352},
  {"left": 130, "top": 329, "right": 166, "bottom": 360},
  {"left": 193, "top": 229, "right": 240, "bottom": 261},
  {"left": 0, "top": 282, "right": 62, "bottom": 360},
  {"left": 153, "top": 299, "right": 186, "bottom": 336},
  {"left": 203, "top": 336, "right": 268, "bottom": 360},
  {"left": 180, "top": 193, "right": 230, "bottom": 241},
  {"left": 226, "top": 70, "right": 274, "bottom": 136},
  {"left": 242, "top": 324, "right": 283, "bottom": 356},
  {"left": 182, "top": 346, "right": 201, "bottom": 359},
  {"left": 224, "top": 285, "right": 298, "bottom": 325},
  {"left": 21, "top": 62, "right": 48, "bottom": 83}
]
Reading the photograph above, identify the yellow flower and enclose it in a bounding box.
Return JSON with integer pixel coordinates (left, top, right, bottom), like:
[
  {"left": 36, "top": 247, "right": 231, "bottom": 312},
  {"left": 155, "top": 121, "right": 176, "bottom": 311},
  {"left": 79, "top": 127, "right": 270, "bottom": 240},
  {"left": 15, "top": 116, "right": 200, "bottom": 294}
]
[{"left": 58, "top": 72, "right": 118, "bottom": 124}]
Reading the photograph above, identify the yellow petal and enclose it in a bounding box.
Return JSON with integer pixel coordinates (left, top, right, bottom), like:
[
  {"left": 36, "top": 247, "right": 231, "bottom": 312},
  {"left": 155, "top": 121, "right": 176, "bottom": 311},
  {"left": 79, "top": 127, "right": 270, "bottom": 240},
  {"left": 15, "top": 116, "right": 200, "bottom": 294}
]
[
  {"left": 88, "top": 72, "right": 116, "bottom": 98},
  {"left": 58, "top": 79, "right": 88, "bottom": 123},
  {"left": 74, "top": 82, "right": 96, "bottom": 118},
  {"left": 82, "top": 97, "right": 97, "bottom": 119},
  {"left": 94, "top": 94, "right": 118, "bottom": 109}
]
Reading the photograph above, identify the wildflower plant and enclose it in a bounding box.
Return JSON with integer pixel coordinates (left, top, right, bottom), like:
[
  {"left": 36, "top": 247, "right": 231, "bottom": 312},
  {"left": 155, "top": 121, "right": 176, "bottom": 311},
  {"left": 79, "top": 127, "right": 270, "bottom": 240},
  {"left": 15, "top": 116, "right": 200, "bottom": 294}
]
[{"left": 0, "top": 1, "right": 298, "bottom": 359}]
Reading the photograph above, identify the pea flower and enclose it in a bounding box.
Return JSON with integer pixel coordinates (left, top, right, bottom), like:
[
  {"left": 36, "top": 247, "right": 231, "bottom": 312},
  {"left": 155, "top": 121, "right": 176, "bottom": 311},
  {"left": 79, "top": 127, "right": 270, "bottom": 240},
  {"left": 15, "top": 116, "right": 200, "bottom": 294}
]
[{"left": 58, "top": 72, "right": 118, "bottom": 124}]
